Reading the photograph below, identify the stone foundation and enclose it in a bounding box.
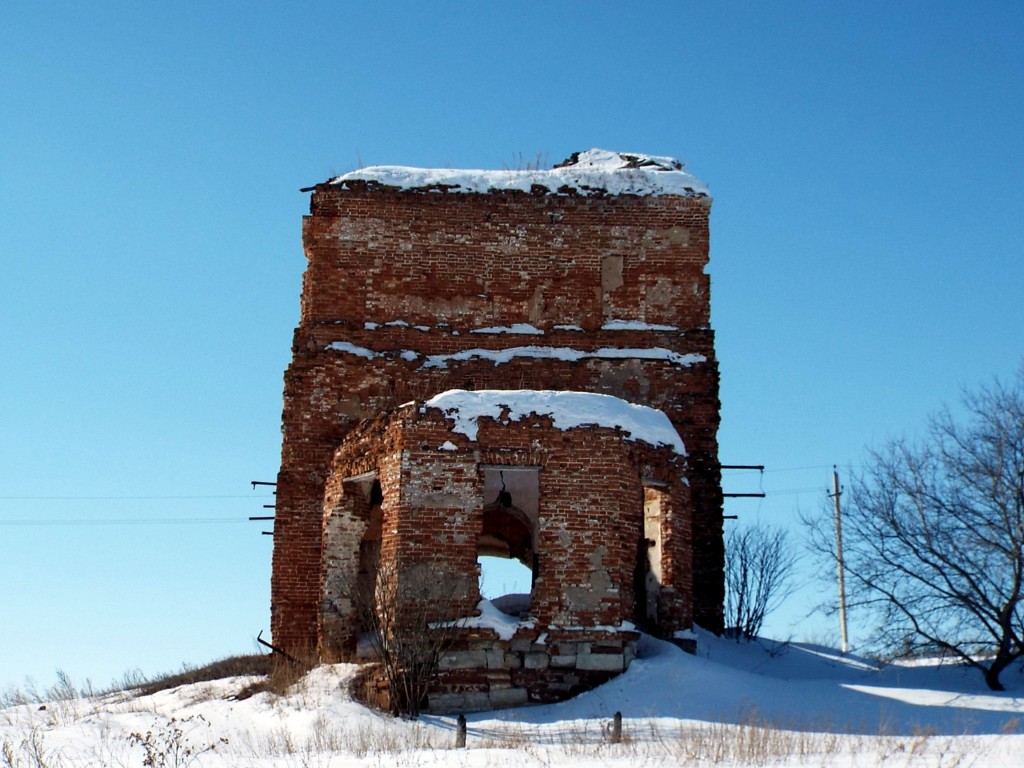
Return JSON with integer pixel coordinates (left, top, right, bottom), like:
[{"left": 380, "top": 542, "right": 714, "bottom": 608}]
[{"left": 429, "top": 627, "right": 639, "bottom": 713}]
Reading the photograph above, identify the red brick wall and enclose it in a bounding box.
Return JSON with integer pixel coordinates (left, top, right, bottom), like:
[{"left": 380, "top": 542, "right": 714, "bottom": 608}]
[
  {"left": 322, "top": 409, "right": 688, "bottom": 618},
  {"left": 272, "top": 182, "right": 722, "bottom": 652},
  {"left": 320, "top": 406, "right": 690, "bottom": 709}
]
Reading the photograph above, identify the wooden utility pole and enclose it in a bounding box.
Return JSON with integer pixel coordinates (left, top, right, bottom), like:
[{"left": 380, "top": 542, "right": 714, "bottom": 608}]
[{"left": 833, "top": 467, "right": 850, "bottom": 653}]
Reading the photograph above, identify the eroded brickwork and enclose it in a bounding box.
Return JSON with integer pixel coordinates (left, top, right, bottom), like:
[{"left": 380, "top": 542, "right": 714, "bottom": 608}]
[
  {"left": 320, "top": 403, "right": 691, "bottom": 709},
  {"left": 272, "top": 153, "right": 723, "bottom": 708}
]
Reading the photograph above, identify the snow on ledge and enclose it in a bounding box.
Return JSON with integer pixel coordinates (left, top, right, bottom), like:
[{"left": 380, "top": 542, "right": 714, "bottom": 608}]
[
  {"left": 365, "top": 320, "right": 430, "bottom": 331},
  {"left": 422, "top": 389, "right": 686, "bottom": 454},
  {"left": 434, "top": 599, "right": 534, "bottom": 640},
  {"left": 439, "top": 601, "right": 642, "bottom": 644},
  {"left": 420, "top": 345, "right": 705, "bottom": 369},
  {"left": 602, "top": 319, "right": 679, "bottom": 331},
  {"left": 328, "top": 341, "right": 377, "bottom": 359},
  {"left": 548, "top": 620, "right": 639, "bottom": 634},
  {"left": 328, "top": 148, "right": 709, "bottom": 198},
  {"left": 470, "top": 323, "right": 544, "bottom": 335},
  {"left": 325, "top": 341, "right": 705, "bottom": 371}
]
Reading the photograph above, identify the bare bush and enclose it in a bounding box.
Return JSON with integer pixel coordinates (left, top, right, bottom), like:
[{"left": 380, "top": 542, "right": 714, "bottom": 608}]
[
  {"left": 1, "top": 729, "right": 65, "bottom": 768},
  {"left": 128, "top": 716, "right": 225, "bottom": 768},
  {"left": 345, "top": 558, "right": 471, "bottom": 717},
  {"left": 724, "top": 523, "right": 796, "bottom": 640}
]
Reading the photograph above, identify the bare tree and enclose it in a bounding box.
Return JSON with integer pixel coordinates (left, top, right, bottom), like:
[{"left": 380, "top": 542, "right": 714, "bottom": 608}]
[
  {"left": 347, "top": 559, "right": 472, "bottom": 717},
  {"left": 724, "top": 523, "right": 796, "bottom": 641},
  {"left": 807, "top": 365, "right": 1024, "bottom": 690}
]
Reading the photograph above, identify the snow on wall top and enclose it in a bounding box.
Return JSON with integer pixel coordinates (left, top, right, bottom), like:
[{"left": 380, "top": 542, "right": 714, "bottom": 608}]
[
  {"left": 328, "top": 148, "right": 709, "bottom": 198},
  {"left": 422, "top": 389, "right": 685, "bottom": 455}
]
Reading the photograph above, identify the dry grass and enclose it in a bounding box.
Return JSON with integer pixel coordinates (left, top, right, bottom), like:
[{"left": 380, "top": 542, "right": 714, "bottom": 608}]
[
  {"left": 0, "top": 655, "right": 1006, "bottom": 768},
  {"left": 464, "top": 713, "right": 992, "bottom": 767},
  {"left": 2, "top": 728, "right": 67, "bottom": 768},
  {"left": 135, "top": 654, "right": 272, "bottom": 697},
  {"left": 2, "top": 705, "right": 999, "bottom": 768},
  {"left": 2, "top": 653, "right": 273, "bottom": 710}
]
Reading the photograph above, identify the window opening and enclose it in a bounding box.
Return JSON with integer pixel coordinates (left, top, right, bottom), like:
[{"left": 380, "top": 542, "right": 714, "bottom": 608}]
[
  {"left": 477, "top": 467, "right": 539, "bottom": 617},
  {"left": 635, "top": 484, "right": 667, "bottom": 628},
  {"left": 356, "top": 479, "right": 383, "bottom": 655}
]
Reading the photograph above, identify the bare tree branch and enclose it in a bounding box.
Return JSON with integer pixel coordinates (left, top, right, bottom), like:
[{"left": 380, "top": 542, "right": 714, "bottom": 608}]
[
  {"left": 725, "top": 523, "right": 796, "bottom": 641},
  {"left": 805, "top": 363, "right": 1024, "bottom": 690}
]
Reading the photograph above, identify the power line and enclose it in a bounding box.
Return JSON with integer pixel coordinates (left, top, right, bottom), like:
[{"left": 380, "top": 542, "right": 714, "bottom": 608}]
[
  {"left": 0, "top": 517, "right": 250, "bottom": 526},
  {"left": 723, "top": 486, "right": 829, "bottom": 498},
  {"left": 762, "top": 464, "right": 838, "bottom": 473},
  {"left": 722, "top": 464, "right": 847, "bottom": 474},
  {"left": 0, "top": 494, "right": 273, "bottom": 501},
  {"left": 762, "top": 486, "right": 830, "bottom": 495}
]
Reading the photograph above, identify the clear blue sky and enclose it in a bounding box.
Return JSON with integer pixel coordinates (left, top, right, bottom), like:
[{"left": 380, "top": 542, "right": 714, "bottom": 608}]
[{"left": 2, "top": 1, "right": 1022, "bottom": 691}]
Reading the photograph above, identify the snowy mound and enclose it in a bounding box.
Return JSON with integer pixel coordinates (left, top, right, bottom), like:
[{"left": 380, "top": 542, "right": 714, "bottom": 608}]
[
  {"left": 490, "top": 593, "right": 532, "bottom": 617},
  {"left": 4, "top": 629, "right": 1024, "bottom": 767},
  {"left": 422, "top": 389, "right": 685, "bottom": 454},
  {"left": 329, "top": 148, "right": 709, "bottom": 198}
]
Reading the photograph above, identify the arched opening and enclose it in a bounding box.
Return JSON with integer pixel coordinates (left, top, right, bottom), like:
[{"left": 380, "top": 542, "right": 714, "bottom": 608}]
[{"left": 477, "top": 466, "right": 539, "bottom": 617}]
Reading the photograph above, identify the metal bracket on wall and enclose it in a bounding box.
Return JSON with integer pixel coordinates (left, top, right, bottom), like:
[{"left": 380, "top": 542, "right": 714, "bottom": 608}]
[{"left": 721, "top": 464, "right": 766, "bottom": 498}]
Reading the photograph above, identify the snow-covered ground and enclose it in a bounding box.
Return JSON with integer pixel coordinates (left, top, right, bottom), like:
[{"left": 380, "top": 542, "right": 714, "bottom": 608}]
[{"left": 3, "top": 628, "right": 1023, "bottom": 767}]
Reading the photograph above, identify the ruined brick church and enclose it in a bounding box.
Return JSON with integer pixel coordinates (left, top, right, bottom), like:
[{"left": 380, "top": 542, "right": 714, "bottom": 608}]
[{"left": 271, "top": 149, "right": 722, "bottom": 711}]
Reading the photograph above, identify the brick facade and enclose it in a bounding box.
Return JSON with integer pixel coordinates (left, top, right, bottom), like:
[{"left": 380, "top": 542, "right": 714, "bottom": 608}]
[{"left": 271, "top": 151, "right": 723, "bottom": 708}]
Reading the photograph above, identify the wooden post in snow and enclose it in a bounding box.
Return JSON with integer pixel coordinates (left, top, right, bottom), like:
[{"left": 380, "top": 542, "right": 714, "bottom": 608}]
[
  {"left": 605, "top": 711, "right": 622, "bottom": 743},
  {"left": 455, "top": 714, "right": 467, "bottom": 748}
]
